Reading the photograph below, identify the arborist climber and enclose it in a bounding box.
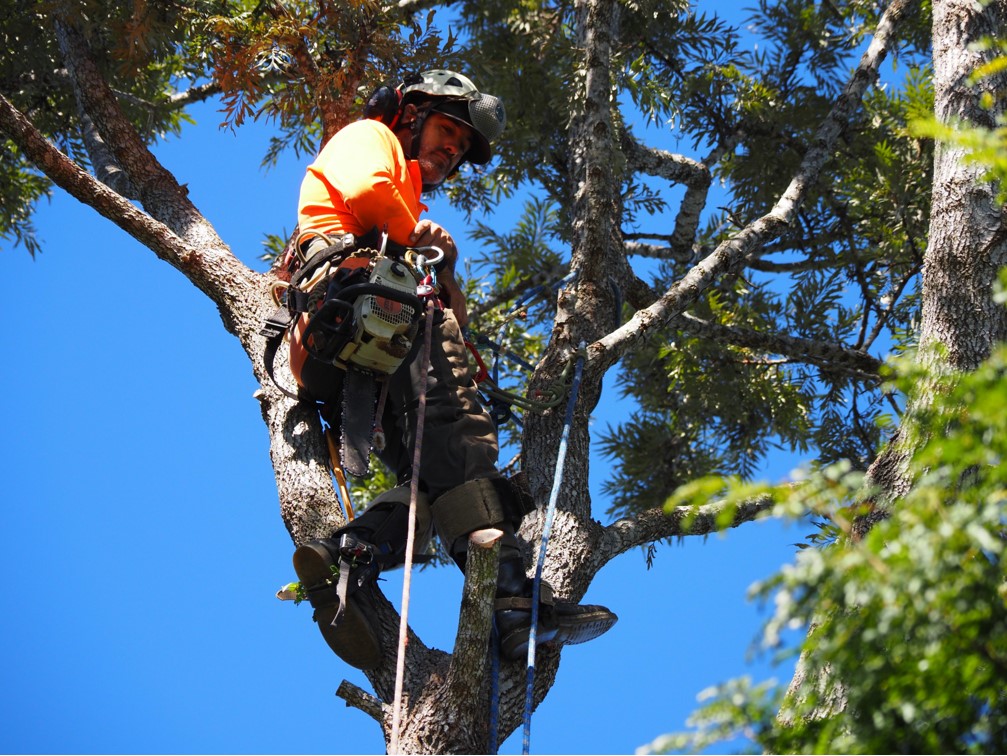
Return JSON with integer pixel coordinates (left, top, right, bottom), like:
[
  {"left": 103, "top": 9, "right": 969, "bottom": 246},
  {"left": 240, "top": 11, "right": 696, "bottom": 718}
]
[{"left": 287, "top": 69, "right": 617, "bottom": 669}]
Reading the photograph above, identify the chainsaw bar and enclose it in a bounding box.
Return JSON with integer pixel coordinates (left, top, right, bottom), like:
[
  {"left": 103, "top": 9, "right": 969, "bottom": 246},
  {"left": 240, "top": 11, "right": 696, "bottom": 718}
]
[{"left": 340, "top": 367, "right": 379, "bottom": 477}]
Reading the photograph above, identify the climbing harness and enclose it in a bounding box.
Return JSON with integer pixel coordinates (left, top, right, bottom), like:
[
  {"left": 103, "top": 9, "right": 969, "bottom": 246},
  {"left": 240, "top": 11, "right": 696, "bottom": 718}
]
[
  {"left": 389, "top": 254, "right": 441, "bottom": 755},
  {"left": 260, "top": 229, "right": 444, "bottom": 477},
  {"left": 522, "top": 342, "right": 588, "bottom": 755}
]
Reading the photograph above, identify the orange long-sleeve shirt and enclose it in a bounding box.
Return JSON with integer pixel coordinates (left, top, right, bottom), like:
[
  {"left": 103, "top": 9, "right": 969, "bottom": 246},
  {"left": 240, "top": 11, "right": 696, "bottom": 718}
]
[{"left": 297, "top": 119, "right": 428, "bottom": 246}]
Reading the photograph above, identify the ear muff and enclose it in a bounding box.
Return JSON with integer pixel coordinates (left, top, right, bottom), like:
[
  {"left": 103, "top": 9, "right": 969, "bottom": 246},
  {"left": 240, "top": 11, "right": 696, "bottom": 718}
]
[{"left": 363, "top": 86, "right": 403, "bottom": 127}]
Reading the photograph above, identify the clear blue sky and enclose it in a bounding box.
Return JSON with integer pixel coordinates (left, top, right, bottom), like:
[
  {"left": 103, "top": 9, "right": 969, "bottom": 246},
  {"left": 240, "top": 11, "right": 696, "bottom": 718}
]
[{"left": 2, "top": 95, "right": 805, "bottom": 754}]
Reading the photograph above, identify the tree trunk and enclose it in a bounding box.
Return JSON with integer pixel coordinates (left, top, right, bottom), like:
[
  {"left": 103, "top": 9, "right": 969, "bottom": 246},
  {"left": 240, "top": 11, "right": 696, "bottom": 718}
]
[
  {"left": 785, "top": 0, "right": 1007, "bottom": 720},
  {"left": 866, "top": 0, "right": 1007, "bottom": 505}
]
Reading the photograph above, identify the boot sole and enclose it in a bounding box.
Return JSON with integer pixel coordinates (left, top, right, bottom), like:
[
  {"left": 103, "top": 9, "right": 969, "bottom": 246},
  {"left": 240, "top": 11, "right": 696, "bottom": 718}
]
[
  {"left": 554, "top": 605, "right": 618, "bottom": 646},
  {"left": 293, "top": 543, "right": 383, "bottom": 670},
  {"left": 501, "top": 604, "right": 618, "bottom": 660}
]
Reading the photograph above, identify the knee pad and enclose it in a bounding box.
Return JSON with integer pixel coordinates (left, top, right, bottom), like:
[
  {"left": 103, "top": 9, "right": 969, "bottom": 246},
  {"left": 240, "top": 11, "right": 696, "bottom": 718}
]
[{"left": 430, "top": 477, "right": 534, "bottom": 549}]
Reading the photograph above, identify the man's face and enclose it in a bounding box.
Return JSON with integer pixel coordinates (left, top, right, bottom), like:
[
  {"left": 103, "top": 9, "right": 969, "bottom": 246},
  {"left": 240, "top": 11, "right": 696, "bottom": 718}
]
[{"left": 415, "top": 112, "right": 473, "bottom": 186}]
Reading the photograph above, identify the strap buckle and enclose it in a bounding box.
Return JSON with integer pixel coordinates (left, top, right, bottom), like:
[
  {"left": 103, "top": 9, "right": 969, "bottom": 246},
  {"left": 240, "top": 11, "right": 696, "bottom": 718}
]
[{"left": 337, "top": 532, "right": 375, "bottom": 565}]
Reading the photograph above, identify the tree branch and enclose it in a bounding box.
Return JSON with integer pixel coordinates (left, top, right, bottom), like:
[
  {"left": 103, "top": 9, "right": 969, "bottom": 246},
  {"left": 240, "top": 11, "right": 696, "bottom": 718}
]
[
  {"left": 336, "top": 680, "right": 387, "bottom": 724},
  {"left": 569, "top": 0, "right": 619, "bottom": 284},
  {"left": 677, "top": 312, "right": 883, "bottom": 379},
  {"left": 608, "top": 251, "right": 883, "bottom": 378},
  {"left": 168, "top": 81, "right": 222, "bottom": 108},
  {"left": 448, "top": 529, "right": 502, "bottom": 686},
  {"left": 621, "top": 134, "right": 710, "bottom": 186},
  {"left": 53, "top": 17, "right": 220, "bottom": 250},
  {"left": 77, "top": 111, "right": 139, "bottom": 199},
  {"left": 623, "top": 240, "right": 694, "bottom": 264},
  {"left": 0, "top": 92, "right": 197, "bottom": 275},
  {"left": 599, "top": 495, "right": 776, "bottom": 559},
  {"left": 588, "top": 0, "right": 912, "bottom": 373}
]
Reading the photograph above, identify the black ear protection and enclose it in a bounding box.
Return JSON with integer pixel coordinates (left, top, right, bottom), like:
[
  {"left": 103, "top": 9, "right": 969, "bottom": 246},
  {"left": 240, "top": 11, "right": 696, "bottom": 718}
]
[
  {"left": 363, "top": 85, "right": 403, "bottom": 126},
  {"left": 362, "top": 73, "right": 424, "bottom": 129}
]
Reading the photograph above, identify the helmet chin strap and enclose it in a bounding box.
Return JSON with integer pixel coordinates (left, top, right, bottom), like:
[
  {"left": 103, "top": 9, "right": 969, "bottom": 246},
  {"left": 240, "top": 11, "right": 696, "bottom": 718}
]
[{"left": 407, "top": 103, "right": 432, "bottom": 161}]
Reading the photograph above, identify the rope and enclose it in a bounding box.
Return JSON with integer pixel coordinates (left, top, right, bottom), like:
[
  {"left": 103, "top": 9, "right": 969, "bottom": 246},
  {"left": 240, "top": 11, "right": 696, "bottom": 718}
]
[
  {"left": 389, "top": 296, "right": 437, "bottom": 754},
  {"left": 522, "top": 342, "right": 587, "bottom": 755}
]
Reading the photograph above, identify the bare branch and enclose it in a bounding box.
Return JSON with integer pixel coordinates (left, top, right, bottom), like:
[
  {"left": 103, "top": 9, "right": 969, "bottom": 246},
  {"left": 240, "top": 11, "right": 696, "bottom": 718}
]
[
  {"left": 623, "top": 240, "right": 694, "bottom": 264},
  {"left": 588, "top": 0, "right": 912, "bottom": 373},
  {"left": 599, "top": 495, "right": 776, "bottom": 559},
  {"left": 77, "top": 111, "right": 139, "bottom": 198},
  {"left": 569, "top": 0, "right": 619, "bottom": 284},
  {"left": 448, "top": 529, "right": 501, "bottom": 685},
  {"left": 336, "top": 680, "right": 387, "bottom": 724},
  {"left": 53, "top": 18, "right": 223, "bottom": 246},
  {"left": 168, "top": 82, "right": 222, "bottom": 108},
  {"left": 622, "top": 136, "right": 710, "bottom": 186},
  {"left": 46, "top": 67, "right": 219, "bottom": 113},
  {"left": 0, "top": 93, "right": 192, "bottom": 270}
]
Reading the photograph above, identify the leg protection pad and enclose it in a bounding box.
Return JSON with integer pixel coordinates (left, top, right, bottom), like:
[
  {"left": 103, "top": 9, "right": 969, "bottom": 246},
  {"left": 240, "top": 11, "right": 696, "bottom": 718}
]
[
  {"left": 430, "top": 476, "right": 534, "bottom": 548},
  {"left": 338, "top": 485, "right": 432, "bottom": 569}
]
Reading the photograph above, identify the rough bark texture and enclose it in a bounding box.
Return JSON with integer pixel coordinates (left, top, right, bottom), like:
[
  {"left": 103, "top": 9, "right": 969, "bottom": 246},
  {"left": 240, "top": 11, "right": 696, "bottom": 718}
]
[
  {"left": 787, "top": 0, "right": 1007, "bottom": 723},
  {"left": 921, "top": 0, "right": 1007, "bottom": 368},
  {"left": 865, "top": 0, "right": 1007, "bottom": 505}
]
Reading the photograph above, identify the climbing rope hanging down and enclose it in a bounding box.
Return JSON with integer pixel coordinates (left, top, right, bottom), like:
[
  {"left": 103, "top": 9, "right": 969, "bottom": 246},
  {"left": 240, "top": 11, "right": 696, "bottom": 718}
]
[
  {"left": 522, "top": 342, "right": 588, "bottom": 755},
  {"left": 389, "top": 256, "right": 440, "bottom": 755}
]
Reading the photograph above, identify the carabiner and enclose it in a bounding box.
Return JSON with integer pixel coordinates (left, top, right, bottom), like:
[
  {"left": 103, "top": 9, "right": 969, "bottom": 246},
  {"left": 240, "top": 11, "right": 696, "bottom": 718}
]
[{"left": 407, "top": 245, "right": 445, "bottom": 271}]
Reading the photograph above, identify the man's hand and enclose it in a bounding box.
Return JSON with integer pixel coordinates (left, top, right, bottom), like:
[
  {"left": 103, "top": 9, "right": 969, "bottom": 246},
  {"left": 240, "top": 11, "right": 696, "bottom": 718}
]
[{"left": 408, "top": 220, "right": 458, "bottom": 272}]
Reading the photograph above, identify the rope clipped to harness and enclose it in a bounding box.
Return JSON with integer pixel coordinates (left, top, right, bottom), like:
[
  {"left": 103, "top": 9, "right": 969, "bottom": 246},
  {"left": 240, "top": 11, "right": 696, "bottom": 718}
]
[{"left": 522, "top": 342, "right": 587, "bottom": 755}]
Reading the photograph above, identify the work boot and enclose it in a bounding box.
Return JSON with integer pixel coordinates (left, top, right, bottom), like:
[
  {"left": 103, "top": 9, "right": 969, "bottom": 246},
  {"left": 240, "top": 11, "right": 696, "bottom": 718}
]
[
  {"left": 292, "top": 532, "right": 383, "bottom": 670},
  {"left": 493, "top": 557, "right": 618, "bottom": 661}
]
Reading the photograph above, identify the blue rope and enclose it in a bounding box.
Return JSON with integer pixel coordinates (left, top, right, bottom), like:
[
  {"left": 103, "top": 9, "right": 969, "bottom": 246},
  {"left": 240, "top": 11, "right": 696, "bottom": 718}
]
[{"left": 522, "top": 342, "right": 587, "bottom": 755}]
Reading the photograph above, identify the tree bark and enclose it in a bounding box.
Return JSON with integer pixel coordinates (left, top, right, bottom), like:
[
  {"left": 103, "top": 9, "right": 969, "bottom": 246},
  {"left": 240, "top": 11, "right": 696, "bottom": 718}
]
[
  {"left": 866, "top": 0, "right": 1007, "bottom": 505},
  {"left": 1, "top": 0, "right": 957, "bottom": 751}
]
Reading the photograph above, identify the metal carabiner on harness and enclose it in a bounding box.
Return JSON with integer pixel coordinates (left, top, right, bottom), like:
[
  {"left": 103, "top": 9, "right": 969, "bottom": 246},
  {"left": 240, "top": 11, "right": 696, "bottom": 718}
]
[{"left": 406, "top": 246, "right": 445, "bottom": 292}]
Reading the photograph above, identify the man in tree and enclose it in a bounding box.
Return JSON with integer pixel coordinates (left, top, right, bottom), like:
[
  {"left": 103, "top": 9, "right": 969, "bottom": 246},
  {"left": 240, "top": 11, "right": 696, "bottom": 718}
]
[{"left": 286, "top": 69, "right": 617, "bottom": 669}]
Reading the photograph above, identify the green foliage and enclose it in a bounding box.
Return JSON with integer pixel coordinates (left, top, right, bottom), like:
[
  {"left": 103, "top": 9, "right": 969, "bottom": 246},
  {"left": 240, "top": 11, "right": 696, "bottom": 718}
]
[
  {"left": 1, "top": 0, "right": 458, "bottom": 253},
  {"left": 642, "top": 346, "right": 1007, "bottom": 754},
  {"left": 462, "top": 197, "right": 562, "bottom": 441},
  {"left": 596, "top": 1, "right": 936, "bottom": 518},
  {"left": 1, "top": 0, "right": 207, "bottom": 252},
  {"left": 0, "top": 144, "right": 49, "bottom": 256}
]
